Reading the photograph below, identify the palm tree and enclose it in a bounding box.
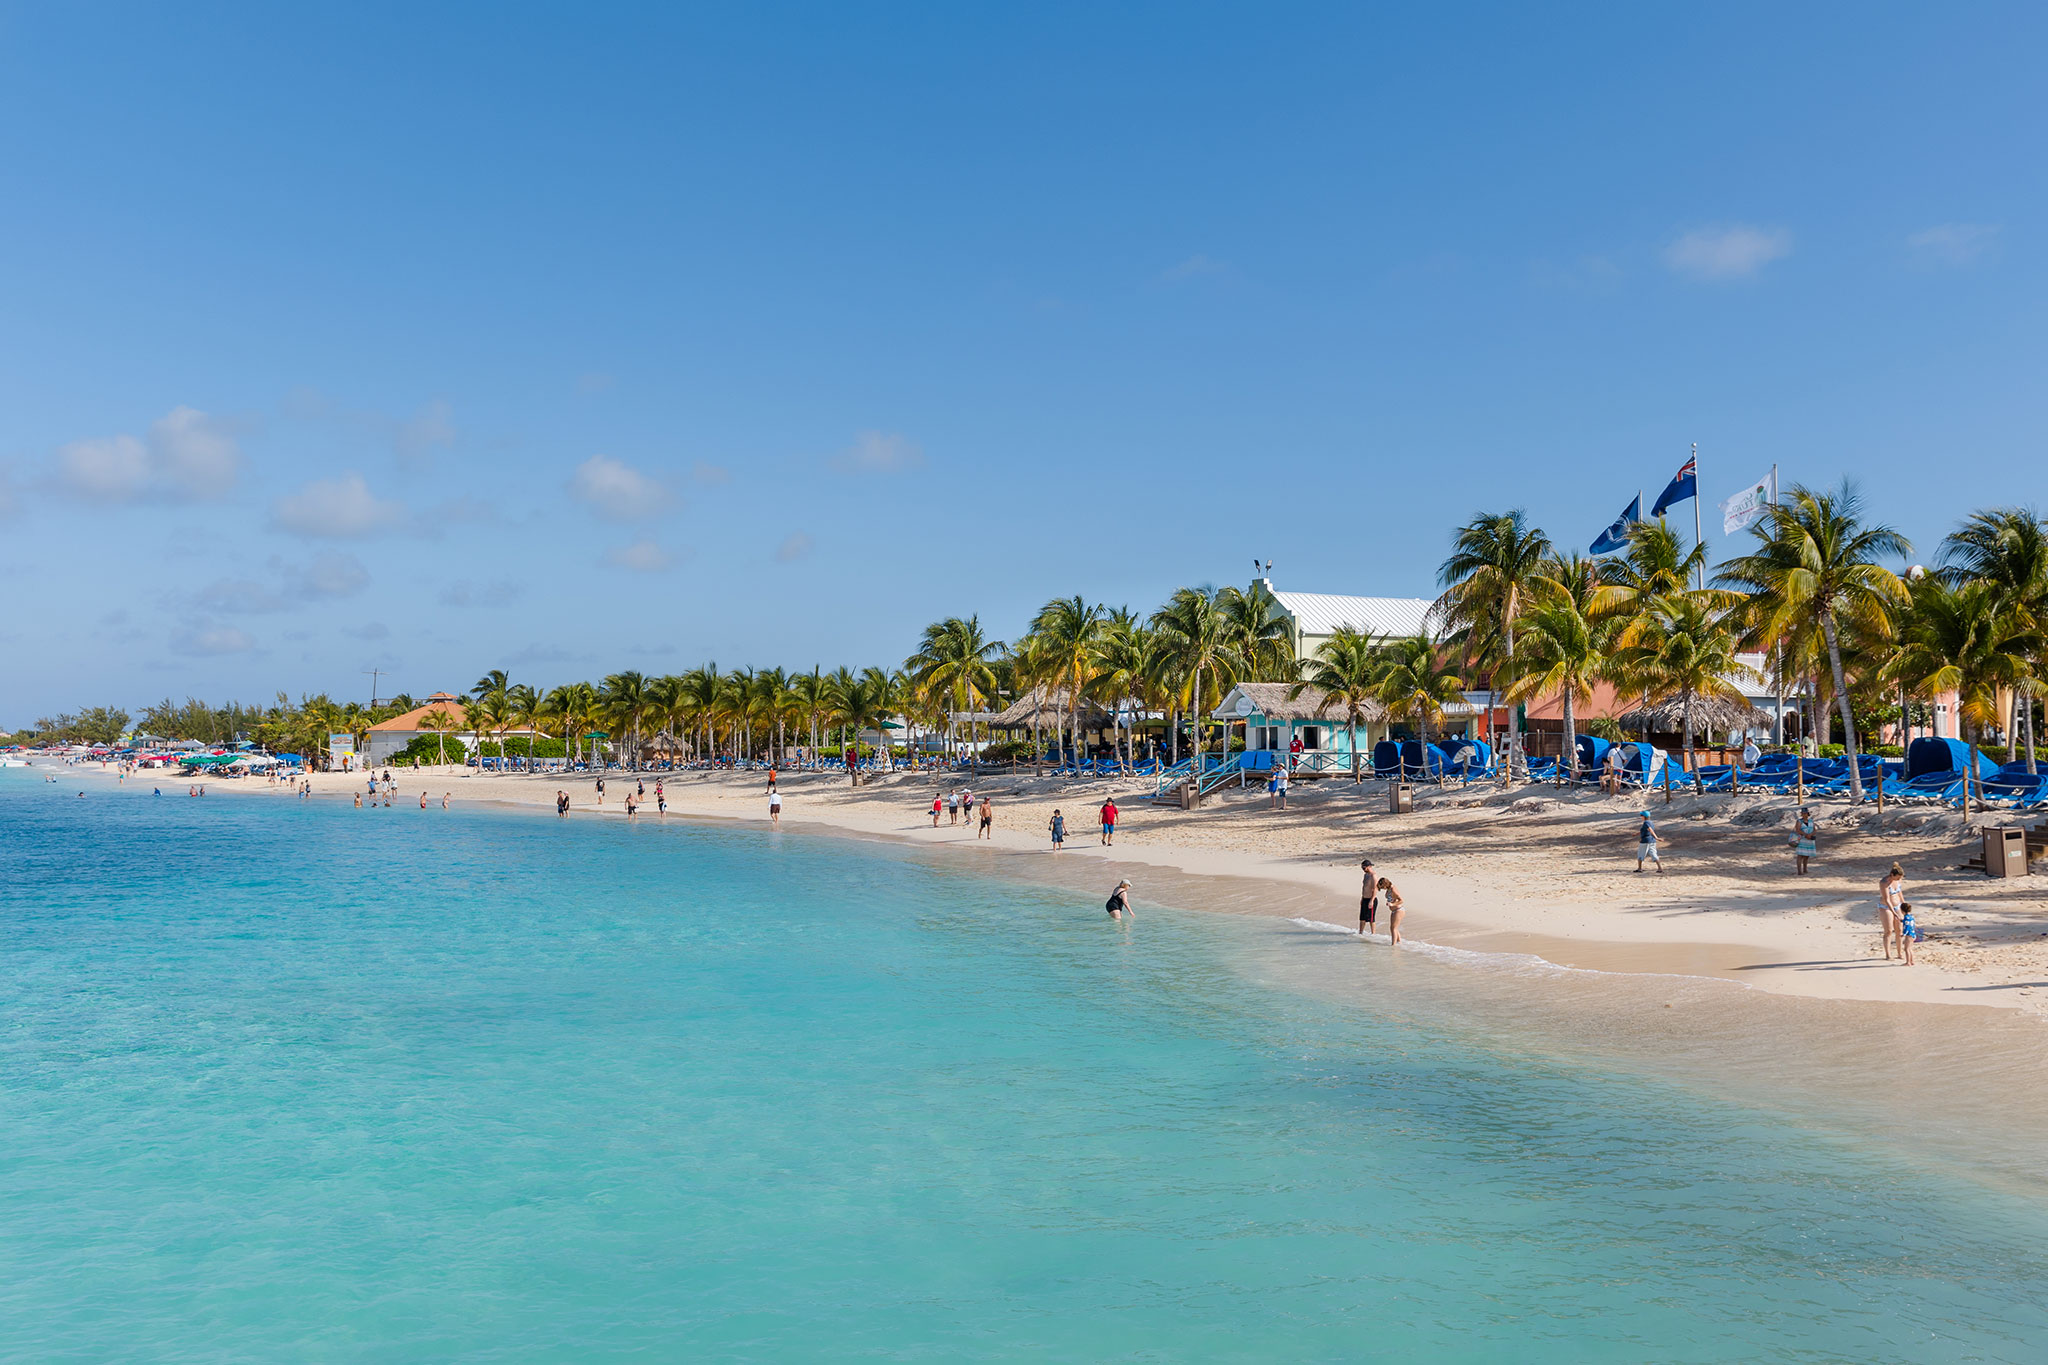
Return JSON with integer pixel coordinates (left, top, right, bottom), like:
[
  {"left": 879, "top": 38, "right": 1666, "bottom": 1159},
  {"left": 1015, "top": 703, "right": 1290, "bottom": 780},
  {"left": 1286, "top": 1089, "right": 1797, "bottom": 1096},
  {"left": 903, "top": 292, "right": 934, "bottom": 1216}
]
[
  {"left": 1433, "top": 510, "right": 1553, "bottom": 767},
  {"left": 505, "top": 683, "right": 539, "bottom": 770},
  {"left": 909, "top": 616, "right": 1005, "bottom": 761},
  {"left": 1222, "top": 580, "right": 1296, "bottom": 683},
  {"left": 417, "top": 705, "right": 462, "bottom": 770},
  {"left": 1373, "top": 635, "right": 1466, "bottom": 779},
  {"left": 467, "top": 688, "right": 509, "bottom": 769},
  {"left": 1150, "top": 586, "right": 1239, "bottom": 767},
  {"left": 646, "top": 674, "right": 687, "bottom": 767},
  {"left": 789, "top": 667, "right": 830, "bottom": 766},
  {"left": 1610, "top": 594, "right": 1755, "bottom": 779},
  {"left": 1890, "top": 579, "right": 2039, "bottom": 811},
  {"left": 681, "top": 666, "right": 722, "bottom": 763},
  {"left": 1089, "top": 610, "right": 1151, "bottom": 773},
  {"left": 601, "top": 670, "right": 650, "bottom": 769},
  {"left": 1716, "top": 481, "right": 1909, "bottom": 801},
  {"left": 1596, "top": 521, "right": 1737, "bottom": 743},
  {"left": 1291, "top": 626, "right": 1384, "bottom": 781},
  {"left": 862, "top": 666, "right": 904, "bottom": 770},
  {"left": 1030, "top": 595, "right": 1107, "bottom": 767},
  {"left": 832, "top": 670, "right": 888, "bottom": 785},
  {"left": 1940, "top": 507, "right": 2048, "bottom": 773},
  {"left": 1500, "top": 554, "right": 1616, "bottom": 780}
]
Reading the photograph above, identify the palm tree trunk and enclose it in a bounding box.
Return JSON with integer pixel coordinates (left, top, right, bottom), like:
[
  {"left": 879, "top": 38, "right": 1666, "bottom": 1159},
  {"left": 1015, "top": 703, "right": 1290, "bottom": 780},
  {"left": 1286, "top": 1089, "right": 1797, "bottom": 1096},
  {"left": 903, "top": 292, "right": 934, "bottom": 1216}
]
[
  {"left": 1562, "top": 692, "right": 1577, "bottom": 784},
  {"left": 1349, "top": 713, "right": 1360, "bottom": 781},
  {"left": 1819, "top": 610, "right": 1865, "bottom": 801},
  {"left": 1774, "top": 646, "right": 1786, "bottom": 747},
  {"left": 1682, "top": 688, "right": 1696, "bottom": 782}
]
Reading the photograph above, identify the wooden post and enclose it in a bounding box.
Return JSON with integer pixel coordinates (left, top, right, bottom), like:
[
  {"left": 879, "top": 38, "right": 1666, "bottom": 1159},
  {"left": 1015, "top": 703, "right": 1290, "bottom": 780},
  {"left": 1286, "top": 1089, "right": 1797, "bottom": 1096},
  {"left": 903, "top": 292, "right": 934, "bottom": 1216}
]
[{"left": 1663, "top": 754, "right": 1673, "bottom": 805}]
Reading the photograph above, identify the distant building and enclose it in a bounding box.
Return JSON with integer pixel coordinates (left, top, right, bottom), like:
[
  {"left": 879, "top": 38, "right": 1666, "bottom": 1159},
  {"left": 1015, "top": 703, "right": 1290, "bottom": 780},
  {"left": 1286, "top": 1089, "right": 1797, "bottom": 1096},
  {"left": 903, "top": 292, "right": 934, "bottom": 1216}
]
[
  {"left": 1263, "top": 582, "right": 1434, "bottom": 661},
  {"left": 365, "top": 692, "right": 474, "bottom": 765}
]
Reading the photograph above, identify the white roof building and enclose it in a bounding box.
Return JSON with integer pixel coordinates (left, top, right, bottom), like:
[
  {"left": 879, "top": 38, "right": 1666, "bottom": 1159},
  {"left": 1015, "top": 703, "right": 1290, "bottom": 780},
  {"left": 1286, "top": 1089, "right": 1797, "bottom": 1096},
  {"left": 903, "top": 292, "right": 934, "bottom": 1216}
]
[{"left": 1266, "top": 585, "right": 1436, "bottom": 660}]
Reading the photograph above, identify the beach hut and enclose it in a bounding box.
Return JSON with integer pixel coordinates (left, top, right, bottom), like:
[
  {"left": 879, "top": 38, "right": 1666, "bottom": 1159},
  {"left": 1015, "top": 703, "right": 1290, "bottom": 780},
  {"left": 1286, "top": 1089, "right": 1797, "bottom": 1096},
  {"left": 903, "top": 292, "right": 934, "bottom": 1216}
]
[
  {"left": 988, "top": 686, "right": 1116, "bottom": 760},
  {"left": 1615, "top": 696, "right": 1777, "bottom": 751},
  {"left": 1209, "top": 683, "right": 1385, "bottom": 774}
]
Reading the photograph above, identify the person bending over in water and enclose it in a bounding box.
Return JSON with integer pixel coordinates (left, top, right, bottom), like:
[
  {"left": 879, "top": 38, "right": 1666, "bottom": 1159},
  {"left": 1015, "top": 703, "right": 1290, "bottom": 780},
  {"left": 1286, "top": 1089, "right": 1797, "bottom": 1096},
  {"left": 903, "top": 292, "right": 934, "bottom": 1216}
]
[{"left": 1106, "top": 880, "right": 1134, "bottom": 920}]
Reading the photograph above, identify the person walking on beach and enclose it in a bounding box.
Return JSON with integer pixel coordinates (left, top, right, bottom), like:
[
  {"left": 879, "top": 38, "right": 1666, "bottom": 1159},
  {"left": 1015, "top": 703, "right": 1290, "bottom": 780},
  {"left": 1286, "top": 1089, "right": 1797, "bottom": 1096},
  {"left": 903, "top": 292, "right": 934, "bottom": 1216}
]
[
  {"left": 1106, "top": 879, "right": 1134, "bottom": 920},
  {"left": 1049, "top": 808, "right": 1066, "bottom": 850},
  {"left": 768, "top": 767, "right": 778, "bottom": 792},
  {"left": 1359, "top": 859, "right": 1378, "bottom": 936},
  {"left": 1791, "top": 807, "right": 1818, "bottom": 876},
  {"left": 947, "top": 789, "right": 960, "bottom": 825},
  {"left": 1635, "top": 810, "right": 1662, "bottom": 873},
  {"left": 1378, "top": 876, "right": 1406, "bottom": 944},
  {"left": 1898, "top": 902, "right": 1918, "bottom": 967},
  {"left": 931, "top": 795, "right": 943, "bottom": 827},
  {"left": 1099, "top": 798, "right": 1118, "bottom": 846},
  {"left": 769, "top": 788, "right": 782, "bottom": 825},
  {"left": 1878, "top": 863, "right": 1906, "bottom": 961},
  {"left": 977, "top": 795, "right": 993, "bottom": 839},
  {"left": 656, "top": 786, "right": 667, "bottom": 815},
  {"left": 1275, "top": 764, "right": 1289, "bottom": 810}
]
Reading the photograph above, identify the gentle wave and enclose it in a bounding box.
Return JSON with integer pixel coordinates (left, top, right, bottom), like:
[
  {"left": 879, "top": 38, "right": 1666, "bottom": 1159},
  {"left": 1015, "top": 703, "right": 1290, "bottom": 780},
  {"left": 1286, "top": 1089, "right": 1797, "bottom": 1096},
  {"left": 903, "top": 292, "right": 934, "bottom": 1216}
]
[{"left": 1283, "top": 916, "right": 1733, "bottom": 986}]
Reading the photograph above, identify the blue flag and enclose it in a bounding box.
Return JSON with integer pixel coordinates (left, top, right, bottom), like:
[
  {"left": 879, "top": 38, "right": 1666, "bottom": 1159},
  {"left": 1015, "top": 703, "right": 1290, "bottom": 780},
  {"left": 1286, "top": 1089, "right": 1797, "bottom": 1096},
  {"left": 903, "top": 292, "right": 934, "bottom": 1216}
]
[
  {"left": 1590, "top": 494, "right": 1641, "bottom": 555},
  {"left": 1651, "top": 455, "right": 1697, "bottom": 517}
]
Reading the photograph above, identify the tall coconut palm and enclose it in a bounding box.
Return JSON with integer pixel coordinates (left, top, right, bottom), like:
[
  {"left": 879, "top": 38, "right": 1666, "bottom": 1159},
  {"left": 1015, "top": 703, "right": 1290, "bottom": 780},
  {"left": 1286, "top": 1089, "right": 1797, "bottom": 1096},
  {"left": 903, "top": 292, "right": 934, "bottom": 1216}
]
[
  {"left": 1373, "top": 635, "right": 1466, "bottom": 778},
  {"left": 789, "top": 666, "right": 830, "bottom": 765},
  {"left": 601, "top": 670, "right": 650, "bottom": 769},
  {"left": 1005, "top": 633, "right": 1056, "bottom": 772},
  {"left": 417, "top": 706, "right": 461, "bottom": 770},
  {"left": 646, "top": 674, "right": 687, "bottom": 766},
  {"left": 1291, "top": 626, "right": 1384, "bottom": 781},
  {"left": 1500, "top": 554, "right": 1616, "bottom": 780},
  {"left": 909, "top": 616, "right": 1004, "bottom": 760},
  {"left": 1222, "top": 580, "right": 1296, "bottom": 683},
  {"left": 1088, "top": 610, "right": 1151, "bottom": 772},
  {"left": 1433, "top": 510, "right": 1553, "bottom": 765},
  {"left": 1716, "top": 481, "right": 1909, "bottom": 801},
  {"left": 1030, "top": 595, "right": 1106, "bottom": 767},
  {"left": 1151, "top": 586, "right": 1239, "bottom": 766},
  {"left": 467, "top": 688, "right": 509, "bottom": 769},
  {"left": 1610, "top": 595, "right": 1755, "bottom": 778},
  {"left": 832, "top": 670, "right": 888, "bottom": 785},
  {"left": 1940, "top": 507, "right": 2048, "bottom": 772},
  {"left": 1596, "top": 521, "right": 1738, "bottom": 743},
  {"left": 1890, "top": 579, "right": 2039, "bottom": 810},
  {"left": 505, "top": 683, "right": 540, "bottom": 770}
]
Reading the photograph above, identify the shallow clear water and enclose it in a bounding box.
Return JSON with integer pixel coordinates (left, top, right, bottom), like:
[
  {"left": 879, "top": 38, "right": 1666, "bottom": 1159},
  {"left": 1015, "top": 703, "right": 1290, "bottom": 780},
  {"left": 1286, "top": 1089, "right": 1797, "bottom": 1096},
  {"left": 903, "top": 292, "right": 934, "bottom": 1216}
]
[{"left": 4, "top": 771, "right": 2046, "bottom": 1361}]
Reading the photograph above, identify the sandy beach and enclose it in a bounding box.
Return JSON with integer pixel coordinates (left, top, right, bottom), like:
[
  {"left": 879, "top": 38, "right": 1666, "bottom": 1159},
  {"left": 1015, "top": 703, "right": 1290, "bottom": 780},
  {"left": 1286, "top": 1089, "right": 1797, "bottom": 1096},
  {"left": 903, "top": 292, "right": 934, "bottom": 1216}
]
[{"left": 138, "top": 758, "right": 2048, "bottom": 1019}]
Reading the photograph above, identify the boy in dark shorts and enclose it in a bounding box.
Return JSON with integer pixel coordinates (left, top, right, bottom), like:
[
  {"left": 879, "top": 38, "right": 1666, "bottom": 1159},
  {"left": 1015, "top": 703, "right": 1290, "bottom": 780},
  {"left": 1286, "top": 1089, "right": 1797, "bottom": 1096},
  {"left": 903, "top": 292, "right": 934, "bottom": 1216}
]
[{"left": 1359, "top": 858, "right": 1378, "bottom": 936}]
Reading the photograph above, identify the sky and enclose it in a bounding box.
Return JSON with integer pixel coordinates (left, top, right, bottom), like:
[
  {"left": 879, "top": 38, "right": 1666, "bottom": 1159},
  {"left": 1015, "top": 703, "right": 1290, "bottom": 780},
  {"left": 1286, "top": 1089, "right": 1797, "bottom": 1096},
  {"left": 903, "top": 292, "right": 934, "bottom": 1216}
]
[{"left": 2, "top": 3, "right": 2043, "bottom": 722}]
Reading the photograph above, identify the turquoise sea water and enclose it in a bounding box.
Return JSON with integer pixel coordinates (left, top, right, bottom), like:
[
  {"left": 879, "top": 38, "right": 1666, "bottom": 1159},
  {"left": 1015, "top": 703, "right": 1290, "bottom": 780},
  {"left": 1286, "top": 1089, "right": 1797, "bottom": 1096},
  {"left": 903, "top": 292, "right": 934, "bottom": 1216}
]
[{"left": 4, "top": 771, "right": 2046, "bottom": 1362}]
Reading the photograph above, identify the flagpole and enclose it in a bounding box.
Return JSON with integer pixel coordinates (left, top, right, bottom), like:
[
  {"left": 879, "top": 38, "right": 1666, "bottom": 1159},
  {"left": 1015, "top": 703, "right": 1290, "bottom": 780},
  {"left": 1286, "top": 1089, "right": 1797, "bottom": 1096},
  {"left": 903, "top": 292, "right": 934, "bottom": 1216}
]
[{"left": 1691, "top": 441, "right": 1703, "bottom": 590}]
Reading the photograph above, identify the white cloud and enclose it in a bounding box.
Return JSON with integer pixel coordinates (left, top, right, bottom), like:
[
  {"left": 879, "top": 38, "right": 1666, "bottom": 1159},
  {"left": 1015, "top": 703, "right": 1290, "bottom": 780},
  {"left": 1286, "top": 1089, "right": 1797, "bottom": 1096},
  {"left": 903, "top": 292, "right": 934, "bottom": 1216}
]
[
  {"left": 171, "top": 621, "right": 257, "bottom": 656},
  {"left": 775, "top": 531, "right": 813, "bottom": 563},
  {"left": 148, "top": 407, "right": 242, "bottom": 497},
  {"left": 1663, "top": 225, "right": 1792, "bottom": 280},
  {"left": 1907, "top": 222, "right": 1999, "bottom": 265},
  {"left": 58, "top": 434, "right": 151, "bottom": 499},
  {"left": 271, "top": 473, "right": 406, "bottom": 537},
  {"left": 55, "top": 408, "right": 243, "bottom": 502},
  {"left": 395, "top": 399, "right": 457, "bottom": 460},
  {"left": 831, "top": 431, "right": 923, "bottom": 476},
  {"left": 604, "top": 539, "right": 673, "bottom": 572},
  {"left": 571, "top": 455, "right": 673, "bottom": 521},
  {"left": 189, "top": 552, "right": 370, "bottom": 615},
  {"left": 1161, "top": 253, "right": 1227, "bottom": 282}
]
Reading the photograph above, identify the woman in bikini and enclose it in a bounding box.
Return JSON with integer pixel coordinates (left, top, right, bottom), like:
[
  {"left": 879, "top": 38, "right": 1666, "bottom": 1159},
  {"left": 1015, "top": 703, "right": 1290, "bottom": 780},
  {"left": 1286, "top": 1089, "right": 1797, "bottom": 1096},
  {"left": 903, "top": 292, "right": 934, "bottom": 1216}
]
[{"left": 1378, "top": 876, "right": 1406, "bottom": 944}]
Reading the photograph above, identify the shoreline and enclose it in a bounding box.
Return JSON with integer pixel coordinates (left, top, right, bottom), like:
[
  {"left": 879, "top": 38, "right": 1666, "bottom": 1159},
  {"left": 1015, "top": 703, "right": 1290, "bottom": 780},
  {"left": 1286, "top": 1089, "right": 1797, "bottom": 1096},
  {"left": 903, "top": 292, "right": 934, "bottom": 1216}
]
[{"left": 75, "top": 758, "right": 2048, "bottom": 1019}]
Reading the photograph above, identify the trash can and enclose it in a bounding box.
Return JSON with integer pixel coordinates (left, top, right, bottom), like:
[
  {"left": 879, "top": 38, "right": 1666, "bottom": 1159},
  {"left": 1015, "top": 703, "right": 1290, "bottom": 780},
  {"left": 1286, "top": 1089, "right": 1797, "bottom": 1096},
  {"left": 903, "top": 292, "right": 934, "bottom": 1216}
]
[
  {"left": 1389, "top": 783, "right": 1413, "bottom": 815},
  {"left": 1984, "top": 827, "right": 2028, "bottom": 878}
]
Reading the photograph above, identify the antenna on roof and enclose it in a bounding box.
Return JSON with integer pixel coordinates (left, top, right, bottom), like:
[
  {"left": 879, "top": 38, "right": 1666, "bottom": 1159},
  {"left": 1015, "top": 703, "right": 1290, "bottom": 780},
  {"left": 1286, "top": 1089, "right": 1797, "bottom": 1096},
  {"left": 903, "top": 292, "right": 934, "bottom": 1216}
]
[
  {"left": 363, "top": 667, "right": 387, "bottom": 708},
  {"left": 1254, "top": 559, "right": 1273, "bottom": 585}
]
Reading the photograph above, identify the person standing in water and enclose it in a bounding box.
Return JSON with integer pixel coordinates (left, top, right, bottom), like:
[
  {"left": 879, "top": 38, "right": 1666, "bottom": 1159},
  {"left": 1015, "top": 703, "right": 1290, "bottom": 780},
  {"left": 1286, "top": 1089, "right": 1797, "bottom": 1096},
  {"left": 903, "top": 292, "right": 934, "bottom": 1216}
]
[
  {"left": 556, "top": 790, "right": 570, "bottom": 815},
  {"left": 1048, "top": 808, "right": 1066, "bottom": 850},
  {"left": 442, "top": 792, "right": 450, "bottom": 810},
  {"left": 1106, "top": 880, "right": 1134, "bottom": 920},
  {"left": 769, "top": 788, "right": 782, "bottom": 825},
  {"left": 1378, "top": 876, "right": 1406, "bottom": 944},
  {"left": 1358, "top": 858, "right": 1378, "bottom": 937}
]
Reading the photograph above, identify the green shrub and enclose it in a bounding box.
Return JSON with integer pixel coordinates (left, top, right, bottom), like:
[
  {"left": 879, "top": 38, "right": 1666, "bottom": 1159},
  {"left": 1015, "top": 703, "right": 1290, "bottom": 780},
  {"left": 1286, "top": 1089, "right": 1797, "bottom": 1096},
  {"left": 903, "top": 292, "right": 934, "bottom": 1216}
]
[
  {"left": 476, "top": 738, "right": 568, "bottom": 759},
  {"left": 384, "top": 733, "right": 468, "bottom": 767}
]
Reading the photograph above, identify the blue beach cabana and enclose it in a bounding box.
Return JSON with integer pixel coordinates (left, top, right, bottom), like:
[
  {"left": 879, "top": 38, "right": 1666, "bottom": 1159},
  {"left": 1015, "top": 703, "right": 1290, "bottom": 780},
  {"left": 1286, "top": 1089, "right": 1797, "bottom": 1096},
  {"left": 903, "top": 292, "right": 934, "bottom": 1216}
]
[{"left": 1906, "top": 736, "right": 1997, "bottom": 781}]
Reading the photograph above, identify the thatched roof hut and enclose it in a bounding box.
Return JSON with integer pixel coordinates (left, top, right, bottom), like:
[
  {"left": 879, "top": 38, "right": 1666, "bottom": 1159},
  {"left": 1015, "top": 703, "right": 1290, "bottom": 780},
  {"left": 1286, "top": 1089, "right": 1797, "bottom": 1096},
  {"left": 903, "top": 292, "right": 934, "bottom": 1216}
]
[
  {"left": 1210, "top": 681, "right": 1386, "bottom": 723},
  {"left": 988, "top": 685, "right": 1114, "bottom": 731},
  {"left": 1617, "top": 694, "right": 1774, "bottom": 736}
]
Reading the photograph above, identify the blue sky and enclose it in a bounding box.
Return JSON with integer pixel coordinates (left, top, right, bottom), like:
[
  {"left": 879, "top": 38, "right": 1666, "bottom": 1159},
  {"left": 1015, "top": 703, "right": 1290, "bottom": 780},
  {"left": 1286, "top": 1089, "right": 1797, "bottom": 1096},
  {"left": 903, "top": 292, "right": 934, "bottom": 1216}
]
[{"left": 2, "top": 4, "right": 2042, "bottom": 721}]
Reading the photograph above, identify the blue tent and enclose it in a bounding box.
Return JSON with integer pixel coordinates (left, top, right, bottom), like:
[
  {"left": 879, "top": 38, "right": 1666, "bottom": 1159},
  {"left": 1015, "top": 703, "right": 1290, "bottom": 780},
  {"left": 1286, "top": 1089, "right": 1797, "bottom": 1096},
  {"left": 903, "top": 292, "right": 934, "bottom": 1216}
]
[
  {"left": 1441, "top": 738, "right": 1492, "bottom": 775},
  {"left": 1613, "top": 740, "right": 1665, "bottom": 784},
  {"left": 1398, "top": 739, "right": 1449, "bottom": 777},
  {"left": 1574, "top": 734, "right": 1613, "bottom": 773},
  {"left": 1906, "top": 736, "right": 1997, "bottom": 780},
  {"left": 1372, "top": 740, "right": 1403, "bottom": 776}
]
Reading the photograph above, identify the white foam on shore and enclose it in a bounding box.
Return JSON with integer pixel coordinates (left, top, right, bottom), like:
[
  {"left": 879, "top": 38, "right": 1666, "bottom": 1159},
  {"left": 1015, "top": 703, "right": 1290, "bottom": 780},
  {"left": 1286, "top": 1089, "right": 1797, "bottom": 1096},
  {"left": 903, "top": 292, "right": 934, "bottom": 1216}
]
[{"left": 1284, "top": 916, "right": 1731, "bottom": 985}]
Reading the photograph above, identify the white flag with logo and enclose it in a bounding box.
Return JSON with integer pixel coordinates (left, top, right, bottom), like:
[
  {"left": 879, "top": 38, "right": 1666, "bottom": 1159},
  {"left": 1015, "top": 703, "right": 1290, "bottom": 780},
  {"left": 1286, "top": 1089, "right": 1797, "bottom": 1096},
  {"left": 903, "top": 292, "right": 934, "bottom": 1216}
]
[{"left": 1720, "top": 467, "right": 1777, "bottom": 535}]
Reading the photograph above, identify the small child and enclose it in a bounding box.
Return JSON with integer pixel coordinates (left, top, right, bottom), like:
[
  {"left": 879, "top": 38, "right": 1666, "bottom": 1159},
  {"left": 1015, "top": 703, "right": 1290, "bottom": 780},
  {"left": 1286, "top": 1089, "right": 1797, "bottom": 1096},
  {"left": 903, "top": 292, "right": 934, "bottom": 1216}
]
[{"left": 1899, "top": 903, "right": 1918, "bottom": 967}]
